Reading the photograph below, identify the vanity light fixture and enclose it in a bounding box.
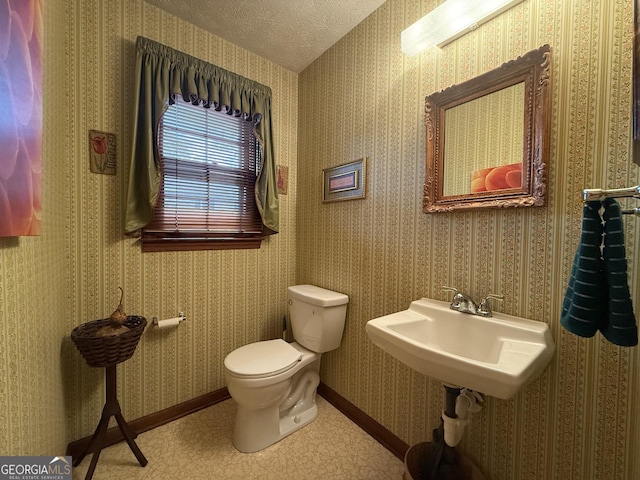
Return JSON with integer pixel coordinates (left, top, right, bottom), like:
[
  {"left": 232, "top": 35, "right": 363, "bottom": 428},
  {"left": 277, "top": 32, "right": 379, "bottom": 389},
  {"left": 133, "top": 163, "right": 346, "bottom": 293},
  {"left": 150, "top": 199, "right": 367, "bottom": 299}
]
[{"left": 401, "top": 0, "right": 524, "bottom": 56}]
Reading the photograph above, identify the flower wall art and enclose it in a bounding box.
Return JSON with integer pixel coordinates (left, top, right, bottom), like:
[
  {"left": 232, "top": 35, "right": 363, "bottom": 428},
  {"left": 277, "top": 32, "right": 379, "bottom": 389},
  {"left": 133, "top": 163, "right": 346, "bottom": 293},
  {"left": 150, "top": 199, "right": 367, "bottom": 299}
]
[{"left": 89, "top": 130, "right": 116, "bottom": 175}]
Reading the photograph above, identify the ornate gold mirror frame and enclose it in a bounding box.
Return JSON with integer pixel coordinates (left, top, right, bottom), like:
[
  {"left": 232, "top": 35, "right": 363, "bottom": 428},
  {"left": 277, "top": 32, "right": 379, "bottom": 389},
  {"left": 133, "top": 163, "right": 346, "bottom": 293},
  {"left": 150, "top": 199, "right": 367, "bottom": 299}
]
[{"left": 423, "top": 45, "right": 552, "bottom": 213}]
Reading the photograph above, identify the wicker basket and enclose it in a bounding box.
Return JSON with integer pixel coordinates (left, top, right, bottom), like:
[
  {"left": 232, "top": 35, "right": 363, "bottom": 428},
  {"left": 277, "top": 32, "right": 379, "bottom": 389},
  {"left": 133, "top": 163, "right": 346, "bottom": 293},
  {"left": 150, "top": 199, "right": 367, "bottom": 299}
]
[{"left": 71, "top": 316, "right": 147, "bottom": 368}]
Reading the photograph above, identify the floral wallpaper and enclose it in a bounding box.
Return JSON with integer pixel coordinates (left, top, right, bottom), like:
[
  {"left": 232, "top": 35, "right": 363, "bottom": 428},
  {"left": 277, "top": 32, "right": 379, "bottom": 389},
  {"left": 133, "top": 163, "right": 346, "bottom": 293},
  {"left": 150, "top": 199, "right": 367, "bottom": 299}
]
[
  {"left": 1, "top": 0, "right": 298, "bottom": 457},
  {"left": 298, "top": 0, "right": 639, "bottom": 479}
]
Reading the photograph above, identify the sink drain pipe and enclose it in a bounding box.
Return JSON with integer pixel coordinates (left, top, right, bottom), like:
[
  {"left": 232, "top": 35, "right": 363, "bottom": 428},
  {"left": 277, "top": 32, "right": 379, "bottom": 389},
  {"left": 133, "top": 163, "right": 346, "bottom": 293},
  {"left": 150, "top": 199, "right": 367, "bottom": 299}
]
[
  {"left": 441, "top": 384, "right": 483, "bottom": 447},
  {"left": 444, "top": 385, "right": 460, "bottom": 417},
  {"left": 442, "top": 385, "right": 465, "bottom": 447}
]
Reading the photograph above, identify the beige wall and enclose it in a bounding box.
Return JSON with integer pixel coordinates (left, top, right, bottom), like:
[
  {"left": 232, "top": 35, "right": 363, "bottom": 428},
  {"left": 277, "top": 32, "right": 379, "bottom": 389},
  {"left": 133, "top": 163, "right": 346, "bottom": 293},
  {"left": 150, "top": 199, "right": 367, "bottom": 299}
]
[
  {"left": 0, "top": 0, "right": 68, "bottom": 456},
  {"left": 0, "top": 0, "right": 298, "bottom": 454},
  {"left": 60, "top": 0, "right": 298, "bottom": 443},
  {"left": 298, "top": 0, "right": 639, "bottom": 479}
]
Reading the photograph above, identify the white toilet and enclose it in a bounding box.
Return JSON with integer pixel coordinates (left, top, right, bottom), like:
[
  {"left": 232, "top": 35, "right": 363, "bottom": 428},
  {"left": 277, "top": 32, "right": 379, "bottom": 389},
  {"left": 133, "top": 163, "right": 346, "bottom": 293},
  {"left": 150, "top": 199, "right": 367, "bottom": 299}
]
[{"left": 223, "top": 284, "right": 349, "bottom": 453}]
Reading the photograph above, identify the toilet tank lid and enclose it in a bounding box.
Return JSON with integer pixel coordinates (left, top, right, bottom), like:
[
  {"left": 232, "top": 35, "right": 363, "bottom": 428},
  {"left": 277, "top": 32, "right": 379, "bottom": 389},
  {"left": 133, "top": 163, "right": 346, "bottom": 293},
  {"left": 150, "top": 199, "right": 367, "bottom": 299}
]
[{"left": 288, "top": 285, "right": 349, "bottom": 307}]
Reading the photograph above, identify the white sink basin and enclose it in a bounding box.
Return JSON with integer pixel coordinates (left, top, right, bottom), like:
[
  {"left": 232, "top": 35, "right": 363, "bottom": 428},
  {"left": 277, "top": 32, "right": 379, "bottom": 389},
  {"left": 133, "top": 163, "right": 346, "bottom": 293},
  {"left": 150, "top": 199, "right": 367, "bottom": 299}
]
[{"left": 365, "top": 298, "right": 555, "bottom": 399}]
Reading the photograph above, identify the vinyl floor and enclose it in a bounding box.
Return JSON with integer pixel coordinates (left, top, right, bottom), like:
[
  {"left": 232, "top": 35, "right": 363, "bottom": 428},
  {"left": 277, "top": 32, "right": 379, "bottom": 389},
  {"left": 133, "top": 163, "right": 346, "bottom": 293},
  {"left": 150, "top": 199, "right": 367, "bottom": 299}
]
[{"left": 72, "top": 395, "right": 405, "bottom": 479}]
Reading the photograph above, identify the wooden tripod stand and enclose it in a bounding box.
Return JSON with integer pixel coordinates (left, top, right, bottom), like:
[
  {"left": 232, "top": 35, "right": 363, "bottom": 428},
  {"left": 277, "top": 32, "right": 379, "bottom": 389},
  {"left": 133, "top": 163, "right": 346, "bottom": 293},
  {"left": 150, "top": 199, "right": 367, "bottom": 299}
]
[{"left": 73, "top": 364, "right": 147, "bottom": 480}]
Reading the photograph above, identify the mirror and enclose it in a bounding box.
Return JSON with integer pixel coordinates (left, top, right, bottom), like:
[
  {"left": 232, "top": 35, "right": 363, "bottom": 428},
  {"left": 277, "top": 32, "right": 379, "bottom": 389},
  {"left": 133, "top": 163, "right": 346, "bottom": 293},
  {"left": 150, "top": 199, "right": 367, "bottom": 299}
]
[{"left": 423, "top": 45, "right": 552, "bottom": 213}]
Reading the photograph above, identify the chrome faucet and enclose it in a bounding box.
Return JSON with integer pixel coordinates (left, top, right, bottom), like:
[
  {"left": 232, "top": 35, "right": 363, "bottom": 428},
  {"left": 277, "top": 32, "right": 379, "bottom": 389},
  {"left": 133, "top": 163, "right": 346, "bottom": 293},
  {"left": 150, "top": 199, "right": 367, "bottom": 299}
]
[
  {"left": 442, "top": 286, "right": 478, "bottom": 315},
  {"left": 442, "top": 287, "right": 504, "bottom": 317}
]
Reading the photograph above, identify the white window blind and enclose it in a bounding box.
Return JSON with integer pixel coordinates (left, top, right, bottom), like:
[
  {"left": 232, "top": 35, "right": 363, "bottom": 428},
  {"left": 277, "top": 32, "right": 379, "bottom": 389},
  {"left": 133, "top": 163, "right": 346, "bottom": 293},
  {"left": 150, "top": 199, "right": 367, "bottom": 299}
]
[{"left": 142, "top": 98, "right": 263, "bottom": 251}]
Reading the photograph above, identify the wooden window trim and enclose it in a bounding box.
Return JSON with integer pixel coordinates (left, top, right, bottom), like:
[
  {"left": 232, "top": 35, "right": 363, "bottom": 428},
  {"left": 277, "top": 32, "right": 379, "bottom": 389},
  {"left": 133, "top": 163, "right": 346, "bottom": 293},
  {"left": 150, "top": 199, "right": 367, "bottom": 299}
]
[{"left": 141, "top": 234, "right": 263, "bottom": 252}]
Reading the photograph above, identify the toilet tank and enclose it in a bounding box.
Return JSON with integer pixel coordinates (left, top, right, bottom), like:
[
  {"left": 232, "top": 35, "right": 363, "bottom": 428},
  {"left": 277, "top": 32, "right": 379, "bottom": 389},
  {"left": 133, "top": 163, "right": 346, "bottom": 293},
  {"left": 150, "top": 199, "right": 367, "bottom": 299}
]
[{"left": 288, "top": 285, "right": 349, "bottom": 353}]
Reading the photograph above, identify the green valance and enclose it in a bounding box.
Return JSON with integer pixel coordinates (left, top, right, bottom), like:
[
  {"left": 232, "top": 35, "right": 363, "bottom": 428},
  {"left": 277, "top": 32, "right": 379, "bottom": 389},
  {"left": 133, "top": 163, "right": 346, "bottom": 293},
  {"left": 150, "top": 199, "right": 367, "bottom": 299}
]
[{"left": 124, "top": 36, "right": 278, "bottom": 236}]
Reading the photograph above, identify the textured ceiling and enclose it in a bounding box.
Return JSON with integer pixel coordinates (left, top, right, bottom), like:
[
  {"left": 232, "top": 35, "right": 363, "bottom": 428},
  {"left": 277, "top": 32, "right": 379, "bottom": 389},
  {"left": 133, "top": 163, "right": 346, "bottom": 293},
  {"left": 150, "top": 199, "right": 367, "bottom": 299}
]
[{"left": 144, "top": 0, "right": 388, "bottom": 73}]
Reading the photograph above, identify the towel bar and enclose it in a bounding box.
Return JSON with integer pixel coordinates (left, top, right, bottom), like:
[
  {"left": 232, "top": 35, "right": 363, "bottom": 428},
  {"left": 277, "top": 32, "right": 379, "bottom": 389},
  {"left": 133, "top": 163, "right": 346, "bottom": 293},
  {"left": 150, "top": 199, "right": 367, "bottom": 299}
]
[
  {"left": 583, "top": 185, "right": 640, "bottom": 202},
  {"left": 622, "top": 207, "right": 640, "bottom": 216}
]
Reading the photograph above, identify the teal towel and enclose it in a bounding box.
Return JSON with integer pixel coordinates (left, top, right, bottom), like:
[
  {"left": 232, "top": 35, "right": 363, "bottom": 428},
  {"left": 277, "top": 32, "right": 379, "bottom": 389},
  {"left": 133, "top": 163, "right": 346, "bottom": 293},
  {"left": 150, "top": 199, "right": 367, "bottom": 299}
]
[{"left": 561, "top": 199, "right": 637, "bottom": 346}]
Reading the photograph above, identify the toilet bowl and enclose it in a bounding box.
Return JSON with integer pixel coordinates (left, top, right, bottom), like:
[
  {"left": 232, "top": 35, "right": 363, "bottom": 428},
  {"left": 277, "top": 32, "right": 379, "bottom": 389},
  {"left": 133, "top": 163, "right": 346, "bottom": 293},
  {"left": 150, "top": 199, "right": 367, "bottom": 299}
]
[
  {"left": 224, "top": 340, "right": 320, "bottom": 452},
  {"left": 223, "top": 285, "right": 348, "bottom": 453}
]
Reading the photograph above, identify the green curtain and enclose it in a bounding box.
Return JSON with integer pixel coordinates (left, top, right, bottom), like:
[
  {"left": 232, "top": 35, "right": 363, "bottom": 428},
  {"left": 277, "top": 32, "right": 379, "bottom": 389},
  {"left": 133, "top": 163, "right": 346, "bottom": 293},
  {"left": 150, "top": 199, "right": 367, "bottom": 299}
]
[{"left": 124, "top": 36, "right": 278, "bottom": 236}]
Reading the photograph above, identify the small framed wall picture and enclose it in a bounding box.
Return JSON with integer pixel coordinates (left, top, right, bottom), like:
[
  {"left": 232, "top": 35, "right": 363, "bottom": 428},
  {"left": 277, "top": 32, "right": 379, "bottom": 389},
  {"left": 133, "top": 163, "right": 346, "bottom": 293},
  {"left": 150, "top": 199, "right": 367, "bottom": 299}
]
[
  {"left": 322, "top": 157, "right": 368, "bottom": 203},
  {"left": 277, "top": 165, "right": 289, "bottom": 195},
  {"left": 89, "top": 130, "right": 117, "bottom": 175}
]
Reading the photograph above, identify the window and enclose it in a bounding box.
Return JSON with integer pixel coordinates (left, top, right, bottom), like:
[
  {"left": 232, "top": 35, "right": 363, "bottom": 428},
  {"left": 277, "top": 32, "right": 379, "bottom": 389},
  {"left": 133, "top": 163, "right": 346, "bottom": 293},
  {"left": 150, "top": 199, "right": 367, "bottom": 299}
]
[
  {"left": 141, "top": 97, "right": 263, "bottom": 252},
  {"left": 125, "top": 38, "right": 278, "bottom": 239}
]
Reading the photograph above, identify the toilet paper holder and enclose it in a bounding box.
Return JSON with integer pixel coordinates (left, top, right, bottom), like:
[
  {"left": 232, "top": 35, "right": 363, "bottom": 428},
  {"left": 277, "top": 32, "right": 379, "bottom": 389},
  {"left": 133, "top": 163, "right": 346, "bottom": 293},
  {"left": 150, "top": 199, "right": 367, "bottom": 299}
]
[{"left": 151, "top": 312, "right": 187, "bottom": 327}]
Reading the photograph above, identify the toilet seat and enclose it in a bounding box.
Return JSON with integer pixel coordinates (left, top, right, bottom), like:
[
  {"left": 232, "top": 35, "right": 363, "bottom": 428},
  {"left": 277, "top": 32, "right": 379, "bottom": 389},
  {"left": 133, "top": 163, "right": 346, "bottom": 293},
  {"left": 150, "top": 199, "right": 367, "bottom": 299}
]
[{"left": 224, "top": 339, "right": 303, "bottom": 379}]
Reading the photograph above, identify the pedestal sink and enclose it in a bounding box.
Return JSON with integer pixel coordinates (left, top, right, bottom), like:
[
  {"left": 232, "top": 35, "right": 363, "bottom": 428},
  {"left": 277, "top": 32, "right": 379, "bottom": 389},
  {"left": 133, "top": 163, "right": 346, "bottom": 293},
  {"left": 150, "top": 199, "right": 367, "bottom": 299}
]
[{"left": 365, "top": 298, "right": 555, "bottom": 399}]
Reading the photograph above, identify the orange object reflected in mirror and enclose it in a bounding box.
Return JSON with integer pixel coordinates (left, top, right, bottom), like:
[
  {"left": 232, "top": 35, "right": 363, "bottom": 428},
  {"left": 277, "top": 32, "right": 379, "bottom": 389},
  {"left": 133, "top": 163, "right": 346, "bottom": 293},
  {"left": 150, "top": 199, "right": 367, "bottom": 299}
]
[{"left": 471, "top": 163, "right": 522, "bottom": 193}]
